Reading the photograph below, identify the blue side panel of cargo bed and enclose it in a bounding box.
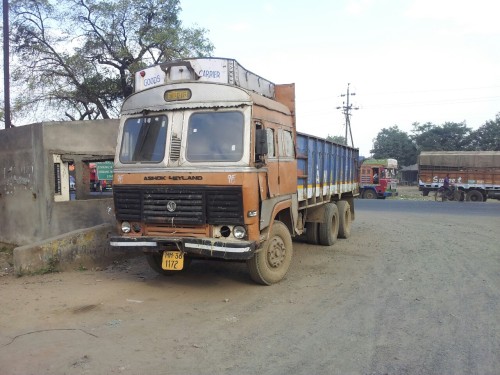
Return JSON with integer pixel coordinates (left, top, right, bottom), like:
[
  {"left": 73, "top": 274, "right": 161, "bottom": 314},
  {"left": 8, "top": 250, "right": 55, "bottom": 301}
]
[
  {"left": 296, "top": 132, "right": 359, "bottom": 201},
  {"left": 296, "top": 135, "right": 308, "bottom": 193}
]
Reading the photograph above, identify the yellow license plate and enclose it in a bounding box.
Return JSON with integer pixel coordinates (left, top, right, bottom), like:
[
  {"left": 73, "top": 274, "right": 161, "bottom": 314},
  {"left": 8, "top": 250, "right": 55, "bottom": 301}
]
[{"left": 161, "top": 251, "right": 184, "bottom": 271}]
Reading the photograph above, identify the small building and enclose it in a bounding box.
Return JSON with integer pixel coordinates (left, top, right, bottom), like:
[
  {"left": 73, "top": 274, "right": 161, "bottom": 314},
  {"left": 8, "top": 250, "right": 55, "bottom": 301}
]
[
  {"left": 0, "top": 120, "right": 118, "bottom": 246},
  {"left": 400, "top": 164, "right": 419, "bottom": 185}
]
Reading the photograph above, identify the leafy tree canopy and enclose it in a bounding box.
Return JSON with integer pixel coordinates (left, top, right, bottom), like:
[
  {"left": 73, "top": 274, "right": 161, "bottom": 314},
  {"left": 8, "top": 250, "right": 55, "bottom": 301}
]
[
  {"left": 9, "top": 0, "right": 214, "bottom": 122},
  {"left": 411, "top": 121, "right": 472, "bottom": 152},
  {"left": 370, "top": 125, "right": 418, "bottom": 166},
  {"left": 467, "top": 113, "right": 500, "bottom": 151},
  {"left": 369, "top": 113, "right": 500, "bottom": 166}
]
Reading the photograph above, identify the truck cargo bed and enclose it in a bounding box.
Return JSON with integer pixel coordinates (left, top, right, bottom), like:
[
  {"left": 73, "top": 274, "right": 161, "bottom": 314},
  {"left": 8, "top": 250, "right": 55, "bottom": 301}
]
[{"left": 296, "top": 132, "right": 359, "bottom": 208}]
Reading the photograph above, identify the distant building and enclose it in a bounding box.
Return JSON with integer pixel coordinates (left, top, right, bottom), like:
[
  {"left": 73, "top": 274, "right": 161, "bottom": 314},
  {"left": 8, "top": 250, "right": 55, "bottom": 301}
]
[{"left": 400, "top": 164, "right": 418, "bottom": 185}]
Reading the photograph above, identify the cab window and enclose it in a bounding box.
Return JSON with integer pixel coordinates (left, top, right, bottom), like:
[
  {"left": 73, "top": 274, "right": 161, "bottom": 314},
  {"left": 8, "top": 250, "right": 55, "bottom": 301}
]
[
  {"left": 186, "top": 111, "right": 244, "bottom": 162},
  {"left": 120, "top": 116, "right": 168, "bottom": 163}
]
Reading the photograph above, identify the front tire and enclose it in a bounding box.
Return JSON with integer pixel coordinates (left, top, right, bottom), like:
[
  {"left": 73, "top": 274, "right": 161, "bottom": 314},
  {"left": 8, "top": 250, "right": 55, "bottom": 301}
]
[
  {"left": 363, "top": 190, "right": 377, "bottom": 199},
  {"left": 319, "top": 203, "right": 340, "bottom": 246},
  {"left": 247, "top": 221, "right": 293, "bottom": 285}
]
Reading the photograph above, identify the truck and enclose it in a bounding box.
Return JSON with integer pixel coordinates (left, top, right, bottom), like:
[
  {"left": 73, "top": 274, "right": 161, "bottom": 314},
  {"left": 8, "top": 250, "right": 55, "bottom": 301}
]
[
  {"left": 418, "top": 151, "right": 500, "bottom": 202},
  {"left": 359, "top": 158, "right": 398, "bottom": 199},
  {"left": 109, "top": 57, "right": 359, "bottom": 285}
]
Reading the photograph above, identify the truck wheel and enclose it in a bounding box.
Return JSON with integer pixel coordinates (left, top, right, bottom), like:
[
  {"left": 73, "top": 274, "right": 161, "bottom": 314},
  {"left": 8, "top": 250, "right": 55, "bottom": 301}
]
[
  {"left": 145, "top": 253, "right": 191, "bottom": 276},
  {"left": 363, "top": 190, "right": 377, "bottom": 199},
  {"left": 305, "top": 222, "right": 319, "bottom": 244},
  {"left": 247, "top": 221, "right": 293, "bottom": 285},
  {"left": 337, "top": 200, "right": 352, "bottom": 239},
  {"left": 466, "top": 190, "right": 484, "bottom": 202},
  {"left": 319, "top": 203, "right": 339, "bottom": 246},
  {"left": 422, "top": 189, "right": 430, "bottom": 197}
]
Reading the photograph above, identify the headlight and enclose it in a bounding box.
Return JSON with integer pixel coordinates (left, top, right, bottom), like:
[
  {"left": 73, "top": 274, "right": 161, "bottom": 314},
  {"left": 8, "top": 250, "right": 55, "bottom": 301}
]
[
  {"left": 233, "top": 225, "right": 246, "bottom": 239},
  {"left": 121, "top": 221, "right": 131, "bottom": 233}
]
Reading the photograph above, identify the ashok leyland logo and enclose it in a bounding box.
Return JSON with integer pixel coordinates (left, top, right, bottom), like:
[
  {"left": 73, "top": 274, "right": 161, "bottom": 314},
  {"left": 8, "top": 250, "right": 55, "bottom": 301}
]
[{"left": 166, "top": 201, "right": 177, "bottom": 212}]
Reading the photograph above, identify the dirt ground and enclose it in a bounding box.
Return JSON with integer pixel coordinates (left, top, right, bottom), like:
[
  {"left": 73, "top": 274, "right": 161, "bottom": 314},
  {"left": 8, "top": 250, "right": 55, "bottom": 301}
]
[{"left": 1, "top": 186, "right": 499, "bottom": 375}]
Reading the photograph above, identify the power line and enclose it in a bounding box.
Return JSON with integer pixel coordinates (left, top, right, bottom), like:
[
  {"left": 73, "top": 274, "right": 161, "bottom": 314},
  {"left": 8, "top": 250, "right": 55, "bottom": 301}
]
[
  {"left": 363, "top": 95, "right": 500, "bottom": 109},
  {"left": 362, "top": 84, "right": 500, "bottom": 96}
]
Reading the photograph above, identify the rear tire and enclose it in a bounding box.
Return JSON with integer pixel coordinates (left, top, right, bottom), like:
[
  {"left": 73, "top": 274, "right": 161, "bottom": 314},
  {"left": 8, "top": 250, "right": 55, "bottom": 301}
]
[
  {"left": 466, "top": 190, "right": 484, "bottom": 202},
  {"left": 319, "top": 203, "right": 339, "bottom": 246},
  {"left": 305, "top": 222, "right": 319, "bottom": 244},
  {"left": 337, "top": 200, "right": 352, "bottom": 239},
  {"left": 247, "top": 221, "right": 293, "bottom": 285}
]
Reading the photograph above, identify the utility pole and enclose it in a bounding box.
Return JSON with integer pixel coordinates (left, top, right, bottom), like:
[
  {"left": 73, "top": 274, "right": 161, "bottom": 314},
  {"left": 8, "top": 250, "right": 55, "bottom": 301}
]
[
  {"left": 3, "top": 0, "right": 12, "bottom": 129},
  {"left": 336, "top": 83, "right": 358, "bottom": 147}
]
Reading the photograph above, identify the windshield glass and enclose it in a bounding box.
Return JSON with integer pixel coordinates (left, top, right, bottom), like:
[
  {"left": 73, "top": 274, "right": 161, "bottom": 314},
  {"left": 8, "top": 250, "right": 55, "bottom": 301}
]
[
  {"left": 119, "top": 116, "right": 167, "bottom": 163},
  {"left": 186, "top": 111, "right": 244, "bottom": 162}
]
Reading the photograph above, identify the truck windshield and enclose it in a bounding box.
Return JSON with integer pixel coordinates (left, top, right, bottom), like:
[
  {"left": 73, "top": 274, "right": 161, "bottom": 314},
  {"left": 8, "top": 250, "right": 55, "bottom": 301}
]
[
  {"left": 119, "top": 116, "right": 167, "bottom": 163},
  {"left": 186, "top": 111, "right": 244, "bottom": 162}
]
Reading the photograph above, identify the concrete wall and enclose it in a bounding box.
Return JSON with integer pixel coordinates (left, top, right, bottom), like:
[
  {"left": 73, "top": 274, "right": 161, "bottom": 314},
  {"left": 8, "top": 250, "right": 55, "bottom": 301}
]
[
  {"left": 0, "top": 120, "right": 119, "bottom": 246},
  {"left": 0, "top": 125, "right": 44, "bottom": 245},
  {"left": 14, "top": 224, "right": 134, "bottom": 274}
]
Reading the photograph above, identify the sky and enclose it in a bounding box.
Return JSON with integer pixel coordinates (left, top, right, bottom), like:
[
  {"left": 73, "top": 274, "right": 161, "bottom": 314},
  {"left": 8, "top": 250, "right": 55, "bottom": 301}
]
[{"left": 180, "top": 0, "right": 500, "bottom": 156}]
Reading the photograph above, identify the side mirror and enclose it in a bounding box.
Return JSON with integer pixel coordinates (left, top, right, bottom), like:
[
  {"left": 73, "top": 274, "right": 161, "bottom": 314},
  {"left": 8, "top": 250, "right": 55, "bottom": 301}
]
[{"left": 255, "top": 129, "right": 268, "bottom": 156}]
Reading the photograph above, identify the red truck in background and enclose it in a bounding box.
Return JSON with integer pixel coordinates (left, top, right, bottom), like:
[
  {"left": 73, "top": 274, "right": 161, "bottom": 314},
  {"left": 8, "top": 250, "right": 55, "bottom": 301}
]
[{"left": 359, "top": 158, "right": 398, "bottom": 199}]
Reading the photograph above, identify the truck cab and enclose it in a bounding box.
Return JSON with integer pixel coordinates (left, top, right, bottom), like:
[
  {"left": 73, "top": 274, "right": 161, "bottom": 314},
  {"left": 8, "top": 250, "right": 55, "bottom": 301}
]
[{"left": 359, "top": 158, "right": 398, "bottom": 199}]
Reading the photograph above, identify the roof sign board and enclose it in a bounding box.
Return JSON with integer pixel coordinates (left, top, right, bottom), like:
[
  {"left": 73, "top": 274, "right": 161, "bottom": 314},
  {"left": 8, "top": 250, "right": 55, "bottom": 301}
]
[{"left": 134, "top": 58, "right": 275, "bottom": 99}]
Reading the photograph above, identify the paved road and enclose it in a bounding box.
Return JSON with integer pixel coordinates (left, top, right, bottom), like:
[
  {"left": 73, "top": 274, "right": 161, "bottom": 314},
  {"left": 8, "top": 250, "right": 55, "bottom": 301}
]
[
  {"left": 0, "top": 199, "right": 499, "bottom": 375},
  {"left": 357, "top": 197, "right": 500, "bottom": 217}
]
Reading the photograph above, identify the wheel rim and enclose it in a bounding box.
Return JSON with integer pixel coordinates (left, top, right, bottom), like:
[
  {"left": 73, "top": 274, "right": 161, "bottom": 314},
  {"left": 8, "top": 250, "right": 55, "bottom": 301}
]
[
  {"left": 365, "top": 190, "right": 376, "bottom": 199},
  {"left": 267, "top": 237, "right": 286, "bottom": 268}
]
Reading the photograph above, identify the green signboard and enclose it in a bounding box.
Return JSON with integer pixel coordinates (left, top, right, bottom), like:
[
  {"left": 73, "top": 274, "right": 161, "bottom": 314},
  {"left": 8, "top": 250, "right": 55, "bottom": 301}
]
[{"left": 96, "top": 161, "right": 114, "bottom": 180}]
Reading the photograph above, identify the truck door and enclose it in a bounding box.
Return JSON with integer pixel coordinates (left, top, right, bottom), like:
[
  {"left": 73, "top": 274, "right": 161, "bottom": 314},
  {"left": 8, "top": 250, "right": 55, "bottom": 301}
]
[
  {"left": 277, "top": 128, "right": 297, "bottom": 195},
  {"left": 265, "top": 127, "right": 279, "bottom": 197}
]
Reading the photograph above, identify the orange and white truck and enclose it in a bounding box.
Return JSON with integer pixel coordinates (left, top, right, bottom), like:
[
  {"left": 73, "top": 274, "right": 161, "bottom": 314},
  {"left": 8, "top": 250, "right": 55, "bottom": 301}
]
[
  {"left": 110, "top": 58, "right": 359, "bottom": 284},
  {"left": 418, "top": 151, "right": 500, "bottom": 202}
]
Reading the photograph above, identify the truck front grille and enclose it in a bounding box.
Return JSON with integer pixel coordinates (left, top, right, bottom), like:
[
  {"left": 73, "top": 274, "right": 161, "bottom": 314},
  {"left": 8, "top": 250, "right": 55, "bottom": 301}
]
[{"left": 113, "top": 185, "right": 244, "bottom": 226}]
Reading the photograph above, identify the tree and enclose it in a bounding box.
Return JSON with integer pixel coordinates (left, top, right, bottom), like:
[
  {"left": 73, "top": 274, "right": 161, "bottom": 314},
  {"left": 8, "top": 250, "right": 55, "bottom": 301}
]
[
  {"left": 9, "top": 0, "right": 214, "bottom": 122},
  {"left": 370, "top": 125, "right": 418, "bottom": 166},
  {"left": 467, "top": 113, "right": 500, "bottom": 151},
  {"left": 326, "top": 135, "right": 347, "bottom": 145},
  {"left": 411, "top": 121, "right": 472, "bottom": 151}
]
